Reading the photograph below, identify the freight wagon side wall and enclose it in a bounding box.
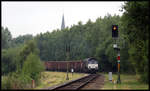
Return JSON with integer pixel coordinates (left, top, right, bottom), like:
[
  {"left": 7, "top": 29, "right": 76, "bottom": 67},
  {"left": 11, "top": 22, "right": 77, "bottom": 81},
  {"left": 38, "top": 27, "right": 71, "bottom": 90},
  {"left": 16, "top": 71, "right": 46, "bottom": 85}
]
[{"left": 44, "top": 60, "right": 86, "bottom": 72}]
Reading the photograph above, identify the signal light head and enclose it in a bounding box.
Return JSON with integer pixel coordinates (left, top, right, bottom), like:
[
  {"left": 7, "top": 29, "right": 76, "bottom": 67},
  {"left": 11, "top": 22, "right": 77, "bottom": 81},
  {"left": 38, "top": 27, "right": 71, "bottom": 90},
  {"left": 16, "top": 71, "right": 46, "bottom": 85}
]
[
  {"left": 112, "top": 25, "right": 118, "bottom": 31},
  {"left": 113, "top": 26, "right": 117, "bottom": 30},
  {"left": 112, "top": 25, "right": 118, "bottom": 38}
]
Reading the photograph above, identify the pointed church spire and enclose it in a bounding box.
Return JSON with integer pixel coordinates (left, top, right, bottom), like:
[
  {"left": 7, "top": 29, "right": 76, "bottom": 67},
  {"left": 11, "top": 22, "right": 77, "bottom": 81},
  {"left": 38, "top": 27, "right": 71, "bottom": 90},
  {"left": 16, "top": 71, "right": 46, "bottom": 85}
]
[{"left": 61, "top": 13, "right": 65, "bottom": 30}]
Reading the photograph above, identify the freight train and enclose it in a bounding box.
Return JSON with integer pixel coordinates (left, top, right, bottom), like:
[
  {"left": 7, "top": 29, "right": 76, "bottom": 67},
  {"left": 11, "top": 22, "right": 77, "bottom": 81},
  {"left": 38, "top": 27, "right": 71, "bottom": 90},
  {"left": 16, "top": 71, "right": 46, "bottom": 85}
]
[{"left": 44, "top": 57, "right": 98, "bottom": 73}]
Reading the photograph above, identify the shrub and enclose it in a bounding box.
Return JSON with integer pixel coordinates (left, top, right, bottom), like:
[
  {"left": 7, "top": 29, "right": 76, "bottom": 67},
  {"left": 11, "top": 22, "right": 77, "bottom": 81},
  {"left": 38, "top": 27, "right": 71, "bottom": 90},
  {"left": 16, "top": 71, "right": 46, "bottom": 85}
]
[
  {"left": 22, "top": 53, "right": 45, "bottom": 86},
  {"left": 1, "top": 76, "right": 11, "bottom": 89}
]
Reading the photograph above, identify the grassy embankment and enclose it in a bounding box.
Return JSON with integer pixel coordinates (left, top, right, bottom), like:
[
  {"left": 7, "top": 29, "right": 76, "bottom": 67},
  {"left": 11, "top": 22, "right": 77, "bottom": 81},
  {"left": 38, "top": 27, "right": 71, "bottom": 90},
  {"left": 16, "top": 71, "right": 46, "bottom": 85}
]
[
  {"left": 2, "top": 72, "right": 148, "bottom": 90},
  {"left": 35, "top": 71, "right": 88, "bottom": 89},
  {"left": 101, "top": 72, "right": 149, "bottom": 90}
]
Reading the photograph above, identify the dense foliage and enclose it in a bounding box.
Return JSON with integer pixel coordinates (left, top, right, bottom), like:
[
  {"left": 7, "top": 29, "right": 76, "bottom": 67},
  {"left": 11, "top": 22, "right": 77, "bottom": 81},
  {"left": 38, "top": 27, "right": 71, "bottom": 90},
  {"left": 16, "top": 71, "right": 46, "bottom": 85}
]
[
  {"left": 2, "top": 27, "right": 12, "bottom": 49},
  {"left": 1, "top": 40, "right": 44, "bottom": 89},
  {"left": 2, "top": 47, "right": 20, "bottom": 75},
  {"left": 22, "top": 53, "right": 45, "bottom": 85},
  {"left": 121, "top": 1, "right": 149, "bottom": 83},
  {"left": 11, "top": 34, "right": 33, "bottom": 47}
]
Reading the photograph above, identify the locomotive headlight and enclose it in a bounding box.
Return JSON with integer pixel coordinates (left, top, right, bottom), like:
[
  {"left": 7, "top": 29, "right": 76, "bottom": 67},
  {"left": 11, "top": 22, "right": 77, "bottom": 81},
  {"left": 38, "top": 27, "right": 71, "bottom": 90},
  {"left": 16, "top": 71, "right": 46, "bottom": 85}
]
[
  {"left": 95, "top": 64, "right": 98, "bottom": 69},
  {"left": 96, "top": 66, "right": 98, "bottom": 69},
  {"left": 88, "top": 65, "right": 91, "bottom": 69}
]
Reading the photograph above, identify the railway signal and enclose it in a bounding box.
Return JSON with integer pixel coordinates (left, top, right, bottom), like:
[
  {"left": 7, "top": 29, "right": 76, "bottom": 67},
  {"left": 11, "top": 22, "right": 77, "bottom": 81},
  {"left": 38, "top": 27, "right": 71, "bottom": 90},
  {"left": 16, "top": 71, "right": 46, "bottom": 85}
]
[
  {"left": 112, "top": 25, "right": 121, "bottom": 84},
  {"left": 112, "top": 25, "right": 118, "bottom": 38}
]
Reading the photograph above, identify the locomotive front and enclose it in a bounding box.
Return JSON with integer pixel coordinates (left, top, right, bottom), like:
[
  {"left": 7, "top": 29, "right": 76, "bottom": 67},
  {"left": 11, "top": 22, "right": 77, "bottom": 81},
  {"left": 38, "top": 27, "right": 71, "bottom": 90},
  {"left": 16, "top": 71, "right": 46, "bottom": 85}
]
[{"left": 86, "top": 58, "right": 99, "bottom": 73}]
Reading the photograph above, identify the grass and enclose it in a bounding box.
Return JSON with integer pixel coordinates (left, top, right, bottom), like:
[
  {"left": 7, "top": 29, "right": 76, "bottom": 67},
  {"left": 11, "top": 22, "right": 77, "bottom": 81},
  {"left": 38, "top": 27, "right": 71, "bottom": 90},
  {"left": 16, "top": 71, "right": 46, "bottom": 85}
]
[
  {"left": 35, "top": 71, "right": 87, "bottom": 89},
  {"left": 101, "top": 72, "right": 149, "bottom": 90},
  {"left": 3, "top": 72, "right": 148, "bottom": 90}
]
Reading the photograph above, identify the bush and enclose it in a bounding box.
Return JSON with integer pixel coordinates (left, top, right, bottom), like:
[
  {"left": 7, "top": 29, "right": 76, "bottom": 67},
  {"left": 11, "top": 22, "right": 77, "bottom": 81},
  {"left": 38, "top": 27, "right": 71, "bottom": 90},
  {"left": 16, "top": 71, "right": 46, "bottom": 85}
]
[
  {"left": 2, "top": 48, "right": 20, "bottom": 75},
  {"left": 22, "top": 53, "right": 45, "bottom": 86},
  {"left": 2, "top": 72, "right": 21, "bottom": 89},
  {"left": 1, "top": 76, "right": 11, "bottom": 89},
  {"left": 2, "top": 52, "right": 45, "bottom": 89}
]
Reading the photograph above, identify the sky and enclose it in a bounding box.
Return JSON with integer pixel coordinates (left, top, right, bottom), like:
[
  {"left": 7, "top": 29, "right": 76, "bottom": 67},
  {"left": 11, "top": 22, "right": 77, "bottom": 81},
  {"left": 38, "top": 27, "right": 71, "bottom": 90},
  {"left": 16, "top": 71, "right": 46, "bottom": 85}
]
[{"left": 2, "top": 1, "right": 125, "bottom": 38}]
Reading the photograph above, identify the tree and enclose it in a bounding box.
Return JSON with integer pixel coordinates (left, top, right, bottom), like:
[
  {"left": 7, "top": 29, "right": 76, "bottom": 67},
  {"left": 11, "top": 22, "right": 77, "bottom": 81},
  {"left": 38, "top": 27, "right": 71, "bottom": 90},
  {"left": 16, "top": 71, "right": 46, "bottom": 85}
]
[
  {"left": 18, "top": 40, "right": 40, "bottom": 70},
  {"left": 2, "top": 27, "right": 12, "bottom": 49},
  {"left": 22, "top": 53, "right": 45, "bottom": 85},
  {"left": 121, "top": 1, "right": 149, "bottom": 83},
  {"left": 11, "top": 34, "right": 33, "bottom": 47},
  {"left": 1, "top": 46, "right": 21, "bottom": 75}
]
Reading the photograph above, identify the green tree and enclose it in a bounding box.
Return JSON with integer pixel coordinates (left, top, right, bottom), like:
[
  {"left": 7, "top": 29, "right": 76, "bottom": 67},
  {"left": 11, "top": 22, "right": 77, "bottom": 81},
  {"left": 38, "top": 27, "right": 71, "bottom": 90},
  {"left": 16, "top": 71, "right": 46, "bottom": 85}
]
[
  {"left": 2, "top": 27, "right": 12, "bottom": 49},
  {"left": 121, "top": 1, "right": 149, "bottom": 83},
  {"left": 1, "top": 47, "right": 21, "bottom": 75},
  {"left": 22, "top": 53, "right": 45, "bottom": 85},
  {"left": 18, "top": 40, "right": 40, "bottom": 70},
  {"left": 11, "top": 34, "right": 33, "bottom": 47}
]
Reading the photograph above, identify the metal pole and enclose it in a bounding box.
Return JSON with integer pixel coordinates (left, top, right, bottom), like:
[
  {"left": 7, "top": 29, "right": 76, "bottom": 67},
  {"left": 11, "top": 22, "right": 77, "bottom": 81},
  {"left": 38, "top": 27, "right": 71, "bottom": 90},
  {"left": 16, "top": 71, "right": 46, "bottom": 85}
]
[
  {"left": 113, "top": 38, "right": 121, "bottom": 84},
  {"left": 117, "top": 49, "right": 121, "bottom": 84},
  {"left": 117, "top": 62, "right": 121, "bottom": 84},
  {"left": 66, "top": 51, "right": 69, "bottom": 80}
]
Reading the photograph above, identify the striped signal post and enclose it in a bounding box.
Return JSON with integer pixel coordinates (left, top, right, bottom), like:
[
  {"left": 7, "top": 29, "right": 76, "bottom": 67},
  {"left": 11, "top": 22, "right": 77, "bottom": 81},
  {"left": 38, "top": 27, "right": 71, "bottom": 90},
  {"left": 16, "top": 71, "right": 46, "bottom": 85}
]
[{"left": 117, "top": 49, "right": 121, "bottom": 84}]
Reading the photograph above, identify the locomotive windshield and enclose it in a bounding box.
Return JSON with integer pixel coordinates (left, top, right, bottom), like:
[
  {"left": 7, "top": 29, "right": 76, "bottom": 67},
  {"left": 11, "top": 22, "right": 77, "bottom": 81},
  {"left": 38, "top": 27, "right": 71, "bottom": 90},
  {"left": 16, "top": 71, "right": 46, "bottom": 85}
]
[{"left": 88, "top": 60, "right": 98, "bottom": 64}]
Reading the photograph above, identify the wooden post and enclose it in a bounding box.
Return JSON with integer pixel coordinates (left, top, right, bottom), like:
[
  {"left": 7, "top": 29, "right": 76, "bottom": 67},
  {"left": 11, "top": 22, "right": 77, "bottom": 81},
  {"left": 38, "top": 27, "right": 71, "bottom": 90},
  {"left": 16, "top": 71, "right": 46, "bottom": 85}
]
[{"left": 32, "top": 80, "right": 35, "bottom": 88}]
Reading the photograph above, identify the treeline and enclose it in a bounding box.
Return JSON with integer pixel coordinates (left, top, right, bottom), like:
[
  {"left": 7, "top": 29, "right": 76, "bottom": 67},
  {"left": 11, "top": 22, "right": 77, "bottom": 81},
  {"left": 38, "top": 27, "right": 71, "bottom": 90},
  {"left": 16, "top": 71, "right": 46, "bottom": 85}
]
[
  {"left": 121, "top": 1, "right": 149, "bottom": 83},
  {"left": 1, "top": 1, "right": 149, "bottom": 89},
  {"left": 2, "top": 27, "right": 45, "bottom": 89},
  {"left": 34, "top": 14, "right": 123, "bottom": 73}
]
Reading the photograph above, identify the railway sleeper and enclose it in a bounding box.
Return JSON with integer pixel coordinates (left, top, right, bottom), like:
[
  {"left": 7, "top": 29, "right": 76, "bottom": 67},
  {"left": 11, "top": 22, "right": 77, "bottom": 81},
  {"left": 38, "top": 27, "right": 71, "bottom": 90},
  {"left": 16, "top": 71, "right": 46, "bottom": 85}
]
[{"left": 60, "top": 75, "right": 98, "bottom": 90}]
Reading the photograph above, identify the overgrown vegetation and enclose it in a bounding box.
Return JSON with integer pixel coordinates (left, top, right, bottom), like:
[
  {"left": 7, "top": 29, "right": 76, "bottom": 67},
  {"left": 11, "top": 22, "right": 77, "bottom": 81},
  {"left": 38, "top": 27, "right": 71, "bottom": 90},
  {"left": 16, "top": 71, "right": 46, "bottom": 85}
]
[
  {"left": 1, "top": 40, "right": 44, "bottom": 89},
  {"left": 121, "top": 1, "right": 149, "bottom": 83},
  {"left": 102, "top": 73, "right": 149, "bottom": 89},
  {"left": 35, "top": 71, "right": 87, "bottom": 89},
  {"left": 22, "top": 53, "right": 45, "bottom": 86}
]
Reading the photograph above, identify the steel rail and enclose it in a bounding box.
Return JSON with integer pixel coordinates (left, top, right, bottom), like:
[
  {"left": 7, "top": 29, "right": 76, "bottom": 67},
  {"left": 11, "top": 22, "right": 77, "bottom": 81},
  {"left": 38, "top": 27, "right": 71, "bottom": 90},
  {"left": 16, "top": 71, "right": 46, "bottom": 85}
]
[{"left": 48, "top": 74, "right": 99, "bottom": 90}]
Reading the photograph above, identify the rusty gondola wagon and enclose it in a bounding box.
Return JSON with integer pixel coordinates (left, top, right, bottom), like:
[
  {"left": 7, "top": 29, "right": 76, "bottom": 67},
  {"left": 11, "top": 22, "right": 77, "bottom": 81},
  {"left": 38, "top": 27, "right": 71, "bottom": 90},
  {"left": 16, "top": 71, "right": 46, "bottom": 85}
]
[{"left": 44, "top": 57, "right": 99, "bottom": 73}]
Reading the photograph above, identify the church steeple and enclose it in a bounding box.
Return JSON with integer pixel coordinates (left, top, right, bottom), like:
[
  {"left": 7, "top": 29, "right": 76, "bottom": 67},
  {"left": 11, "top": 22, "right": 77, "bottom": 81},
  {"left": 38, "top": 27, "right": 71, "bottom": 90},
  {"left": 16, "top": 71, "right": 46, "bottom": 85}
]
[{"left": 61, "top": 14, "right": 65, "bottom": 30}]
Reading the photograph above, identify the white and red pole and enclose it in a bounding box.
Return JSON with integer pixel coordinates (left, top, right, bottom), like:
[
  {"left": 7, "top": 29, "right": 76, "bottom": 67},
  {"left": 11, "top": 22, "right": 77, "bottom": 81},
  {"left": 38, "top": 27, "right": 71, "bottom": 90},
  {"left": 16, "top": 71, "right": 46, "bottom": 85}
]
[
  {"left": 117, "top": 53, "right": 120, "bottom": 72},
  {"left": 117, "top": 50, "right": 121, "bottom": 84}
]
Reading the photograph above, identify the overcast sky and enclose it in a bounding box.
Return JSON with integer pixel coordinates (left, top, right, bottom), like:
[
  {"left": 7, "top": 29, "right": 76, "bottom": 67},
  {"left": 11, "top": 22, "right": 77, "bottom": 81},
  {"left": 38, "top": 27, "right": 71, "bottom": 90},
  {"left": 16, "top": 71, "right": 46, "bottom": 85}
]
[{"left": 2, "top": 1, "right": 124, "bottom": 38}]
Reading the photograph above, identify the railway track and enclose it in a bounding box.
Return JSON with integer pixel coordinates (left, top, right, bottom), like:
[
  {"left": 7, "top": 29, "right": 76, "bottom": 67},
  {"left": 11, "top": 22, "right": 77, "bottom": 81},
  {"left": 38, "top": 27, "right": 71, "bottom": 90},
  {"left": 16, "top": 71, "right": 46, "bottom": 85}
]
[{"left": 48, "top": 74, "right": 101, "bottom": 90}]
